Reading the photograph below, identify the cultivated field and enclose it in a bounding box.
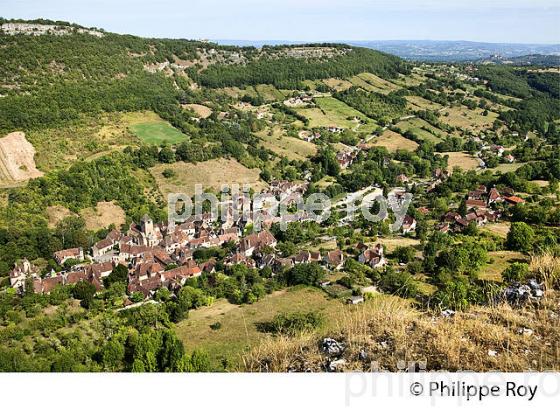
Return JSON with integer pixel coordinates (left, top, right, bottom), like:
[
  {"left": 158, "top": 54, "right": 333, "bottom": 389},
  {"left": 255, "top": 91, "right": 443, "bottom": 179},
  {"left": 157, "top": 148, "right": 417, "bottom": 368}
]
[
  {"left": 405, "top": 95, "right": 443, "bottom": 111},
  {"left": 294, "top": 96, "right": 373, "bottom": 131},
  {"left": 352, "top": 72, "right": 401, "bottom": 94},
  {"left": 129, "top": 115, "right": 188, "bottom": 145},
  {"left": 480, "top": 222, "right": 511, "bottom": 239},
  {"left": 370, "top": 237, "right": 421, "bottom": 253},
  {"left": 322, "top": 78, "right": 353, "bottom": 91},
  {"left": 254, "top": 84, "right": 285, "bottom": 101},
  {"left": 395, "top": 117, "right": 446, "bottom": 143},
  {"left": 439, "top": 106, "right": 498, "bottom": 132},
  {"left": 369, "top": 129, "right": 419, "bottom": 152},
  {"left": 151, "top": 158, "right": 267, "bottom": 196},
  {"left": 492, "top": 162, "right": 525, "bottom": 174}
]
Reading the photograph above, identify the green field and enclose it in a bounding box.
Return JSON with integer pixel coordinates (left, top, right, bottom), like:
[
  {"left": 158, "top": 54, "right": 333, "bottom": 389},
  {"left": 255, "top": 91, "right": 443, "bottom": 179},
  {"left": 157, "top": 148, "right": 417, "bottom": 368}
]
[
  {"left": 129, "top": 121, "right": 188, "bottom": 145},
  {"left": 350, "top": 72, "right": 401, "bottom": 95},
  {"left": 478, "top": 251, "right": 528, "bottom": 282},
  {"left": 395, "top": 117, "right": 447, "bottom": 143},
  {"left": 295, "top": 96, "right": 378, "bottom": 132}
]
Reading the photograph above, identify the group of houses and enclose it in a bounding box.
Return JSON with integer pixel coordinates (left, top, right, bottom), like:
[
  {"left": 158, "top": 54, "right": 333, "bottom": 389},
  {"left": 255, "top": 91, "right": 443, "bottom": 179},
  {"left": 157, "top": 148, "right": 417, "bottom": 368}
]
[
  {"left": 336, "top": 149, "right": 359, "bottom": 169},
  {"left": 9, "top": 208, "right": 388, "bottom": 300},
  {"left": 436, "top": 185, "right": 524, "bottom": 233}
]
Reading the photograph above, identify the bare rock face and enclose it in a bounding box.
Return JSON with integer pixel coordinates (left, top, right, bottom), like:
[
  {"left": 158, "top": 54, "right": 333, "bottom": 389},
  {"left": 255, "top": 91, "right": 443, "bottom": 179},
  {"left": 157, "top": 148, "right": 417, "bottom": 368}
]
[{"left": 0, "top": 131, "right": 44, "bottom": 185}]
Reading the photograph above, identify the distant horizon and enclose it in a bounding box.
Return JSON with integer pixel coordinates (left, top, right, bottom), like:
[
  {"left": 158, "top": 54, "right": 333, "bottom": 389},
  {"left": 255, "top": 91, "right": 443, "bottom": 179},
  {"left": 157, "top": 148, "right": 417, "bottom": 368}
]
[
  {"left": 1, "top": 18, "right": 559, "bottom": 46},
  {"left": 212, "top": 39, "right": 560, "bottom": 46},
  {"left": 1, "top": 0, "right": 559, "bottom": 44}
]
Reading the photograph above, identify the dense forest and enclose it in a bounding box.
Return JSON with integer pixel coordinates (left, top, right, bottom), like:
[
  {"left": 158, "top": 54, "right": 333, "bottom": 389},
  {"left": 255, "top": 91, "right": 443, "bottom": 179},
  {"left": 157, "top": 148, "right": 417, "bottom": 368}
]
[{"left": 188, "top": 46, "right": 410, "bottom": 88}]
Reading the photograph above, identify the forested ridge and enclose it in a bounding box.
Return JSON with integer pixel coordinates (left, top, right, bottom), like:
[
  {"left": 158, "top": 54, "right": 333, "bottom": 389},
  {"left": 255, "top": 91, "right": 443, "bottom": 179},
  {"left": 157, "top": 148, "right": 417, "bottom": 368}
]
[
  {"left": 188, "top": 47, "right": 410, "bottom": 88},
  {"left": 0, "top": 20, "right": 409, "bottom": 133}
]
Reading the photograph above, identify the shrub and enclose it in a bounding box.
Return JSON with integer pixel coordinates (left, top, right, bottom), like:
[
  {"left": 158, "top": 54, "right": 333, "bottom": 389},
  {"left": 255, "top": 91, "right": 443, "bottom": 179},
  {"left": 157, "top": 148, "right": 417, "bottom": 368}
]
[
  {"left": 502, "top": 262, "right": 530, "bottom": 283},
  {"left": 257, "top": 312, "right": 325, "bottom": 335},
  {"left": 506, "top": 222, "right": 535, "bottom": 252},
  {"left": 392, "top": 246, "right": 416, "bottom": 264},
  {"left": 286, "top": 263, "right": 325, "bottom": 286},
  {"left": 162, "top": 168, "right": 176, "bottom": 178},
  {"left": 380, "top": 268, "right": 418, "bottom": 298}
]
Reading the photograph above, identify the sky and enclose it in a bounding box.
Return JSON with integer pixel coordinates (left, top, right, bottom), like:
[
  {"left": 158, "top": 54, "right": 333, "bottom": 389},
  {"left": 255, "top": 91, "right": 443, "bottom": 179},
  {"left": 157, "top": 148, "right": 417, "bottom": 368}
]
[{"left": 1, "top": 0, "right": 559, "bottom": 43}]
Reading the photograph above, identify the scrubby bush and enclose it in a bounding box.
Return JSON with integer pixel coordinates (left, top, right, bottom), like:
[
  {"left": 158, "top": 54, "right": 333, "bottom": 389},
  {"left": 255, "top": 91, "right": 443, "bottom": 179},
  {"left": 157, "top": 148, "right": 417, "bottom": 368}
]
[
  {"left": 502, "top": 262, "right": 530, "bottom": 283},
  {"left": 257, "top": 312, "right": 324, "bottom": 335}
]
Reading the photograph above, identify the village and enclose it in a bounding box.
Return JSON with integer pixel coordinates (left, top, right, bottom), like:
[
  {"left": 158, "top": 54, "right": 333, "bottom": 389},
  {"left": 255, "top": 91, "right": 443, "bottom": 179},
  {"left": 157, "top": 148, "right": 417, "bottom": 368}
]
[{"left": 8, "top": 163, "right": 526, "bottom": 308}]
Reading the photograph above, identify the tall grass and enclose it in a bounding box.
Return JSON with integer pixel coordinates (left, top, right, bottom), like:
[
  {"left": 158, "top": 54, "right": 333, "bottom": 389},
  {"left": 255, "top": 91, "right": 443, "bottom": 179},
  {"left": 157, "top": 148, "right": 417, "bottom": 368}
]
[
  {"left": 243, "top": 293, "right": 560, "bottom": 372},
  {"left": 530, "top": 252, "right": 560, "bottom": 290}
]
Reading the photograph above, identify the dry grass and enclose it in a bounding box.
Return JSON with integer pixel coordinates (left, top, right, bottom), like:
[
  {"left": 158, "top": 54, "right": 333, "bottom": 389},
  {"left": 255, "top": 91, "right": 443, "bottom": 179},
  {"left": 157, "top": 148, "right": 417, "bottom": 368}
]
[
  {"left": 151, "top": 158, "right": 266, "bottom": 197},
  {"left": 176, "top": 287, "right": 343, "bottom": 369},
  {"left": 440, "top": 151, "right": 480, "bottom": 171},
  {"left": 79, "top": 201, "right": 126, "bottom": 231},
  {"left": 322, "top": 78, "right": 353, "bottom": 91},
  {"left": 256, "top": 127, "right": 317, "bottom": 161},
  {"left": 480, "top": 222, "right": 511, "bottom": 239},
  {"left": 244, "top": 293, "right": 560, "bottom": 372},
  {"left": 183, "top": 104, "right": 212, "bottom": 118},
  {"left": 369, "top": 130, "right": 419, "bottom": 152},
  {"left": 46, "top": 205, "right": 76, "bottom": 228},
  {"left": 530, "top": 252, "right": 560, "bottom": 290}
]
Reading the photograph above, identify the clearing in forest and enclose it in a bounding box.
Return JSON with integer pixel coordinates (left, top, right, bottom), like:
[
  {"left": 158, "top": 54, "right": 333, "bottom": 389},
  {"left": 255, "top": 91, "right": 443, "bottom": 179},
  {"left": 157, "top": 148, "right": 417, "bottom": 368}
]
[
  {"left": 183, "top": 104, "right": 213, "bottom": 118},
  {"left": 79, "top": 201, "right": 126, "bottom": 231}
]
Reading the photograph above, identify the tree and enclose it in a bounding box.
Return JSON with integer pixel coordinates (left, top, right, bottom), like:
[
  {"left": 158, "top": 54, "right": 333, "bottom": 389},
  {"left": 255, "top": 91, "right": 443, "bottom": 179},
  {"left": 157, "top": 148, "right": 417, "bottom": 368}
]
[
  {"left": 184, "top": 349, "right": 211, "bottom": 372},
  {"left": 286, "top": 263, "right": 325, "bottom": 286},
  {"left": 158, "top": 146, "right": 176, "bottom": 163},
  {"left": 380, "top": 268, "right": 418, "bottom": 298},
  {"left": 104, "top": 264, "right": 129, "bottom": 288},
  {"left": 506, "top": 222, "right": 535, "bottom": 252},
  {"left": 158, "top": 330, "right": 186, "bottom": 372},
  {"left": 55, "top": 216, "right": 88, "bottom": 249},
  {"left": 102, "top": 339, "right": 125, "bottom": 371},
  {"left": 392, "top": 246, "right": 416, "bottom": 264},
  {"left": 432, "top": 277, "right": 471, "bottom": 310},
  {"left": 162, "top": 168, "right": 176, "bottom": 179},
  {"left": 72, "top": 281, "right": 96, "bottom": 308}
]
